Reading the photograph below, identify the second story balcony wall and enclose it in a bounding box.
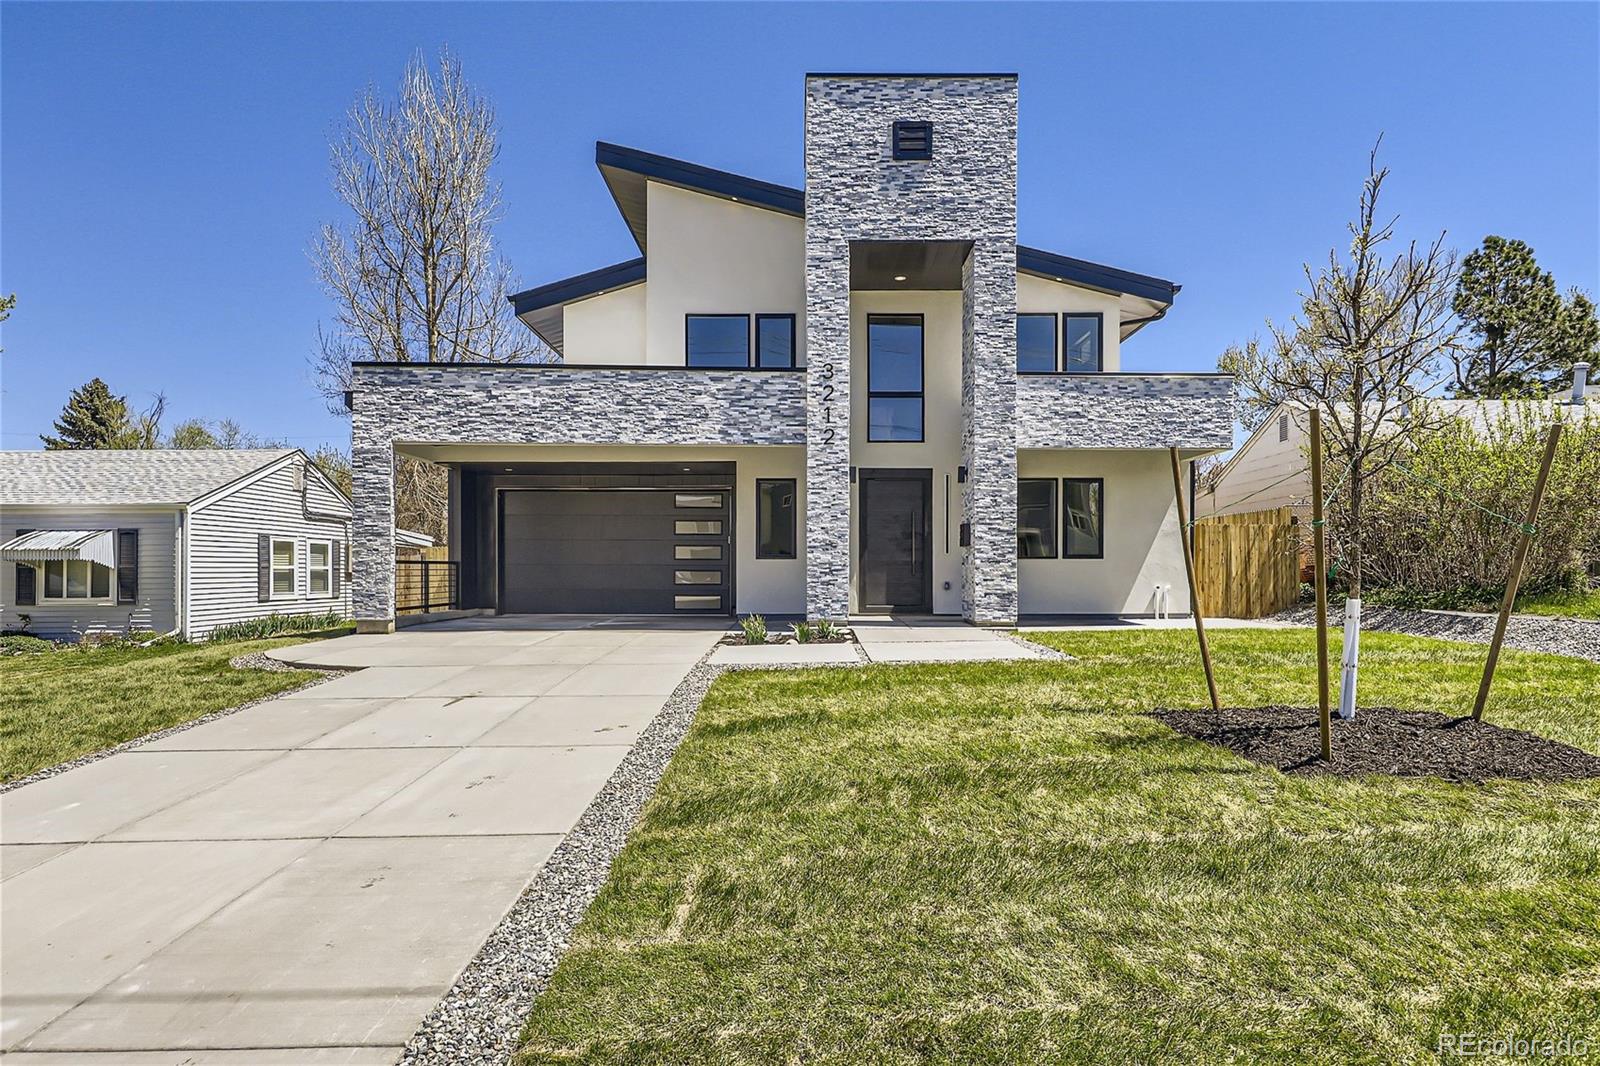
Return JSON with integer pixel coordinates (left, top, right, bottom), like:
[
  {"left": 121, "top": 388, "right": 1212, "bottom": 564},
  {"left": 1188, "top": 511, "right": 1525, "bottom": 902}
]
[
  {"left": 1017, "top": 372, "right": 1235, "bottom": 450},
  {"left": 350, "top": 363, "right": 807, "bottom": 449}
]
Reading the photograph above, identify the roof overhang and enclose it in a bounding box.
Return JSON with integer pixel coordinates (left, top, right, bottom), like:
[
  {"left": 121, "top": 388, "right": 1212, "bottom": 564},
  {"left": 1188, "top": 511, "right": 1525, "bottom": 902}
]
[
  {"left": 0, "top": 528, "right": 117, "bottom": 567},
  {"left": 1017, "top": 245, "right": 1180, "bottom": 340},
  {"left": 595, "top": 142, "right": 804, "bottom": 254},
  {"left": 508, "top": 257, "right": 646, "bottom": 352},
  {"left": 394, "top": 528, "right": 436, "bottom": 549}
]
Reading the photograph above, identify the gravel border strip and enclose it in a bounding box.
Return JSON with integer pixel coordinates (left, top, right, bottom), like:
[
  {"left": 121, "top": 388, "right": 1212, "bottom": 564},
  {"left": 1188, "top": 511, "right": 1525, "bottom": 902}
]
[
  {"left": 1000, "top": 631, "right": 1075, "bottom": 661},
  {"left": 1274, "top": 605, "right": 1600, "bottom": 664},
  {"left": 398, "top": 647, "right": 879, "bottom": 1066},
  {"left": 0, "top": 657, "right": 344, "bottom": 795}
]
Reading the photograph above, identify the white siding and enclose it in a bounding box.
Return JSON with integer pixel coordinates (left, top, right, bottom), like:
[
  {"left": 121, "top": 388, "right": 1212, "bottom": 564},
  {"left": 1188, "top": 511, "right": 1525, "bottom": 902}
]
[
  {"left": 186, "top": 460, "right": 352, "bottom": 639},
  {"left": 1, "top": 509, "right": 178, "bottom": 637},
  {"left": 1198, "top": 408, "right": 1312, "bottom": 519}
]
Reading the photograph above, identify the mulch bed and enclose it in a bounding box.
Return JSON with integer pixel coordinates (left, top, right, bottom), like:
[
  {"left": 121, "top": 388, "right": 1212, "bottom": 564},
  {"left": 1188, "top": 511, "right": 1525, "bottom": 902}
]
[{"left": 1151, "top": 705, "right": 1600, "bottom": 784}]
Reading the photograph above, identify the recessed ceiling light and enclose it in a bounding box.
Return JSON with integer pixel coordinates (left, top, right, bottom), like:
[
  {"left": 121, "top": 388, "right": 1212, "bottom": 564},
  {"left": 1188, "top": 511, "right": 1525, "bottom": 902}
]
[
  {"left": 731, "top": 196, "right": 740, "bottom": 203},
  {"left": 893, "top": 274, "right": 908, "bottom": 282},
  {"left": 504, "top": 467, "right": 514, "bottom": 473}
]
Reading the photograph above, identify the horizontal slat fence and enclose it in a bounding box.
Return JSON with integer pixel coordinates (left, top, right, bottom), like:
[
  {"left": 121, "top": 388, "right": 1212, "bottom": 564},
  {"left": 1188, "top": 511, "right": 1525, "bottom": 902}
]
[
  {"left": 395, "top": 546, "right": 456, "bottom": 613},
  {"left": 1193, "top": 507, "right": 1301, "bottom": 619}
]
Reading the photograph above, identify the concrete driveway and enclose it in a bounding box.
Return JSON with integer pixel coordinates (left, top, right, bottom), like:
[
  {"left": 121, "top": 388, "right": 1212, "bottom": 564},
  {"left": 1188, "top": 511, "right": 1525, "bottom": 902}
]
[{"left": 0, "top": 615, "right": 724, "bottom": 1064}]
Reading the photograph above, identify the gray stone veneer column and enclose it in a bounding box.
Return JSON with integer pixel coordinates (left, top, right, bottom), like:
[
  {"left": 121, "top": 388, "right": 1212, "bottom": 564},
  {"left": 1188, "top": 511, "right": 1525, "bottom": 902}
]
[
  {"left": 350, "top": 439, "right": 396, "bottom": 632},
  {"left": 805, "top": 74, "right": 1020, "bottom": 623}
]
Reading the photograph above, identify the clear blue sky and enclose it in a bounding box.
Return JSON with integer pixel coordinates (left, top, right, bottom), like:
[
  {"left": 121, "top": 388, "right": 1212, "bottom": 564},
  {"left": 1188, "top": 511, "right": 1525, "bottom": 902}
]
[{"left": 3, "top": 2, "right": 1596, "bottom": 453}]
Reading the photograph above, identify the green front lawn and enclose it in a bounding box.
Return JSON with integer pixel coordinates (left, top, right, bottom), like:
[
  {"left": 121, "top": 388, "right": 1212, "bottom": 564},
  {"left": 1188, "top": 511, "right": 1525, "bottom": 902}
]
[
  {"left": 518, "top": 629, "right": 1600, "bottom": 1064},
  {"left": 1516, "top": 587, "right": 1600, "bottom": 620},
  {"left": 1, "top": 634, "right": 341, "bottom": 782}
]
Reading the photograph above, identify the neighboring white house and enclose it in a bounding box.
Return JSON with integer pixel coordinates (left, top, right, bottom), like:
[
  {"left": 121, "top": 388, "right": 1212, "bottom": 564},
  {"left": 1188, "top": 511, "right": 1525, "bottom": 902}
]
[
  {"left": 346, "top": 74, "right": 1237, "bottom": 629},
  {"left": 1197, "top": 369, "right": 1596, "bottom": 520},
  {"left": 1, "top": 449, "right": 355, "bottom": 640}
]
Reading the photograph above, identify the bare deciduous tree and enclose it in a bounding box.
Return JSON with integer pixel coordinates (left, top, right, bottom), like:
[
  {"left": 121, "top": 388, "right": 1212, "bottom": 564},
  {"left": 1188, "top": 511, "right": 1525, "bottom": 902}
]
[
  {"left": 310, "top": 48, "right": 548, "bottom": 541},
  {"left": 1220, "top": 140, "right": 1460, "bottom": 714}
]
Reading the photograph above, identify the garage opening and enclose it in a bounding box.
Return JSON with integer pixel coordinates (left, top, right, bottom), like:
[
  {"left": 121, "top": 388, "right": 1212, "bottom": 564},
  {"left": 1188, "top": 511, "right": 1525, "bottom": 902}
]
[{"left": 496, "top": 466, "right": 733, "bottom": 615}]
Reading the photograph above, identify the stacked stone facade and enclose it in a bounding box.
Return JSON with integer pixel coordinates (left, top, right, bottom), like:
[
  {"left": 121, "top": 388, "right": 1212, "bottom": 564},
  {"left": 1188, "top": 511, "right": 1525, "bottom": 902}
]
[
  {"left": 1016, "top": 374, "right": 1236, "bottom": 449},
  {"left": 804, "top": 74, "right": 1020, "bottom": 622},
  {"left": 349, "top": 365, "right": 805, "bottom": 623}
]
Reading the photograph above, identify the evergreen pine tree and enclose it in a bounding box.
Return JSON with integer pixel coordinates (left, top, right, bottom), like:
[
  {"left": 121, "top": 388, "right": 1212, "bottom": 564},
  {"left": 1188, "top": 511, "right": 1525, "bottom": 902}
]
[{"left": 40, "top": 378, "right": 135, "bottom": 449}]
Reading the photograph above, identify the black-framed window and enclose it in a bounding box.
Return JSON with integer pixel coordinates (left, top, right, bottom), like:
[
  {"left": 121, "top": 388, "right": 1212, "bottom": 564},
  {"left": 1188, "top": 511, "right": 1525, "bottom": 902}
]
[
  {"left": 1017, "top": 314, "right": 1057, "bottom": 373},
  {"left": 1063, "top": 478, "right": 1104, "bottom": 558},
  {"left": 867, "top": 314, "right": 924, "bottom": 442},
  {"left": 1063, "top": 313, "right": 1103, "bottom": 373},
  {"left": 756, "top": 478, "right": 797, "bottom": 559},
  {"left": 686, "top": 314, "right": 750, "bottom": 367},
  {"left": 1017, "top": 479, "right": 1057, "bottom": 559},
  {"left": 755, "top": 314, "right": 796, "bottom": 368}
]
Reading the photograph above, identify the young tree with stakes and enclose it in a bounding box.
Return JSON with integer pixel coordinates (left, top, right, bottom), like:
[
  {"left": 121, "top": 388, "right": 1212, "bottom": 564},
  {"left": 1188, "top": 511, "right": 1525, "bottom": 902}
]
[{"left": 1220, "top": 140, "right": 1460, "bottom": 718}]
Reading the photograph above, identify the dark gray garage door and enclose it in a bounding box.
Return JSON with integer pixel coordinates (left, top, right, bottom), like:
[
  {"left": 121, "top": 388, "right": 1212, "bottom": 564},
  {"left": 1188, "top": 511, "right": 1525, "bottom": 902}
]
[{"left": 499, "top": 489, "right": 731, "bottom": 614}]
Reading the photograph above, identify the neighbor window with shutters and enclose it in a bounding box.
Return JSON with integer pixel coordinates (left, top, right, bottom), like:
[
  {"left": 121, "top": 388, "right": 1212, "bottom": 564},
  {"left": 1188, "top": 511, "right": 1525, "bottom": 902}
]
[
  {"left": 270, "top": 539, "right": 297, "bottom": 598},
  {"left": 41, "top": 560, "right": 113, "bottom": 601},
  {"left": 308, "top": 541, "right": 332, "bottom": 597}
]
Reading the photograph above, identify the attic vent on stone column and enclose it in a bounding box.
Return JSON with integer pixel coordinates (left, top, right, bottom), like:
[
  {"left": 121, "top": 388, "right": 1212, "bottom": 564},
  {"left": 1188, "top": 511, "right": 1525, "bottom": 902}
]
[{"left": 892, "top": 121, "right": 933, "bottom": 161}]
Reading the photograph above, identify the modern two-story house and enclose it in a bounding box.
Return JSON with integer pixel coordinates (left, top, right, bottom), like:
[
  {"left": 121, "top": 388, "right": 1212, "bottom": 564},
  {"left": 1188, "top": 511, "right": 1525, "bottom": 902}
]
[{"left": 348, "top": 74, "right": 1233, "bottom": 630}]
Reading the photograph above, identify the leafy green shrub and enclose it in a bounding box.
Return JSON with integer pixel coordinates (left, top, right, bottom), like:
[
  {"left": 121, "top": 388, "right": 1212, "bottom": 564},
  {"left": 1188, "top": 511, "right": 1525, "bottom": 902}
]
[
  {"left": 207, "top": 611, "right": 346, "bottom": 643},
  {"left": 791, "top": 621, "right": 815, "bottom": 644},
  {"left": 0, "top": 634, "right": 56, "bottom": 656},
  {"left": 814, "top": 618, "right": 842, "bottom": 641},
  {"left": 1344, "top": 401, "right": 1600, "bottom": 599},
  {"left": 738, "top": 614, "right": 768, "bottom": 645}
]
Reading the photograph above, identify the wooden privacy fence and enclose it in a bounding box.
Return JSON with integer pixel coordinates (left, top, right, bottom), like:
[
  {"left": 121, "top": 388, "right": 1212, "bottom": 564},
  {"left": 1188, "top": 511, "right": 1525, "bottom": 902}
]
[{"left": 1192, "top": 507, "right": 1301, "bottom": 619}]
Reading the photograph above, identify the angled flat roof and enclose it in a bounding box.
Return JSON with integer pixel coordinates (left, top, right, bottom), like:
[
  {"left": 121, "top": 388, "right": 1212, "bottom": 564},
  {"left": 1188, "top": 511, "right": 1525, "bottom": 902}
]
[
  {"left": 508, "top": 257, "right": 646, "bottom": 351},
  {"left": 596, "top": 142, "right": 803, "bottom": 253},
  {"left": 512, "top": 143, "right": 1182, "bottom": 351}
]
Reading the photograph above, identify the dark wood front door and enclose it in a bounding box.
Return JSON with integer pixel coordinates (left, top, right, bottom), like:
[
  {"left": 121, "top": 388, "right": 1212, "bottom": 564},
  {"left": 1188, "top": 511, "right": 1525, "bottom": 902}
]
[{"left": 858, "top": 469, "right": 932, "bottom": 613}]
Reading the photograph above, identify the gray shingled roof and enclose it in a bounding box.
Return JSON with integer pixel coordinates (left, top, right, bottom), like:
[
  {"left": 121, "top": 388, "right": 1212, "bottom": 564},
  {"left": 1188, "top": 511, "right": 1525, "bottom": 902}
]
[{"left": 0, "top": 449, "right": 298, "bottom": 506}]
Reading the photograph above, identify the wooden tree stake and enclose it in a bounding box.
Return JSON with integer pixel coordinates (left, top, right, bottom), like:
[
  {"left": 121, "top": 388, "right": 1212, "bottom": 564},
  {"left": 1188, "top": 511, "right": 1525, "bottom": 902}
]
[
  {"left": 1170, "top": 447, "right": 1221, "bottom": 712},
  {"left": 1310, "top": 409, "right": 1332, "bottom": 762},
  {"left": 1472, "top": 421, "right": 1563, "bottom": 721}
]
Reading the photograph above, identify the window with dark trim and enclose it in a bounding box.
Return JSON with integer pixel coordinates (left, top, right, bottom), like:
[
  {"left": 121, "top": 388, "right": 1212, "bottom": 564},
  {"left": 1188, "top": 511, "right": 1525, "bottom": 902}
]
[
  {"left": 1063, "top": 313, "right": 1103, "bottom": 372},
  {"left": 755, "top": 314, "right": 796, "bottom": 368},
  {"left": 756, "top": 478, "right": 797, "bottom": 559},
  {"left": 1017, "top": 314, "right": 1057, "bottom": 373},
  {"left": 867, "top": 314, "right": 924, "bottom": 442},
  {"left": 1063, "top": 478, "right": 1104, "bottom": 558},
  {"left": 1017, "top": 479, "right": 1057, "bottom": 559},
  {"left": 686, "top": 314, "right": 751, "bottom": 367}
]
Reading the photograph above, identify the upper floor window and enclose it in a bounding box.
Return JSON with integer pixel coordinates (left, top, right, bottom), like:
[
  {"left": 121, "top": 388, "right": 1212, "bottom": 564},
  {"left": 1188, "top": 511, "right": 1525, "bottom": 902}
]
[
  {"left": 686, "top": 314, "right": 750, "bottom": 367},
  {"left": 867, "top": 314, "right": 924, "bottom": 442},
  {"left": 755, "top": 314, "right": 796, "bottom": 368},
  {"left": 1063, "top": 313, "right": 1103, "bottom": 372},
  {"left": 1017, "top": 314, "right": 1057, "bottom": 373}
]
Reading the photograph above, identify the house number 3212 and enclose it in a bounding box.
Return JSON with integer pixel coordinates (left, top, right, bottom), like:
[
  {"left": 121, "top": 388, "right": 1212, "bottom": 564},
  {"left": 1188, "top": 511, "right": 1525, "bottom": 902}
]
[{"left": 818, "top": 361, "right": 837, "bottom": 444}]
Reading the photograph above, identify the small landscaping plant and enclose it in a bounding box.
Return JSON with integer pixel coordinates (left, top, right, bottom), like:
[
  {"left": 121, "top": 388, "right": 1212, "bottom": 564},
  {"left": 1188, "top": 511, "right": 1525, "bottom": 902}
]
[
  {"left": 1, "top": 634, "right": 55, "bottom": 656},
  {"left": 814, "top": 618, "right": 842, "bottom": 641},
  {"left": 791, "top": 621, "right": 815, "bottom": 644},
  {"left": 738, "top": 614, "right": 768, "bottom": 645},
  {"left": 207, "top": 611, "right": 346, "bottom": 643}
]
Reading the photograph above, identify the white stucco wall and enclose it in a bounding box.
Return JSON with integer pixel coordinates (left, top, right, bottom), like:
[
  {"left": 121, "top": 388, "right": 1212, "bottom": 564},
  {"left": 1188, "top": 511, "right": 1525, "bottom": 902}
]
[
  {"left": 847, "top": 290, "right": 965, "bottom": 615},
  {"left": 644, "top": 182, "right": 806, "bottom": 366},
  {"left": 1016, "top": 449, "right": 1190, "bottom": 616},
  {"left": 563, "top": 283, "right": 646, "bottom": 365},
  {"left": 1016, "top": 273, "right": 1124, "bottom": 371}
]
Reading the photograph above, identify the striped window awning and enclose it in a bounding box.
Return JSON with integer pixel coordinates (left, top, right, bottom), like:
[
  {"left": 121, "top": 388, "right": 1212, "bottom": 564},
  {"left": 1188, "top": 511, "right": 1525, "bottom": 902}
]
[{"left": 0, "top": 529, "right": 117, "bottom": 568}]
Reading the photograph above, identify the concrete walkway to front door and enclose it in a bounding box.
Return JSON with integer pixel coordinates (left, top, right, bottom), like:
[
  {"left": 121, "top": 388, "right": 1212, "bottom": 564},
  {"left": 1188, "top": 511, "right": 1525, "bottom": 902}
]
[
  {"left": 851, "top": 616, "right": 1049, "bottom": 663},
  {"left": 1, "top": 615, "right": 723, "bottom": 1064}
]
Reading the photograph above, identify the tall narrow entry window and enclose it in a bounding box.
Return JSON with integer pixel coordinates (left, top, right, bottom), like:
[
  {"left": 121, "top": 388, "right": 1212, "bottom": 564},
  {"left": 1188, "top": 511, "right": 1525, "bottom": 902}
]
[{"left": 867, "top": 314, "right": 924, "bottom": 442}]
